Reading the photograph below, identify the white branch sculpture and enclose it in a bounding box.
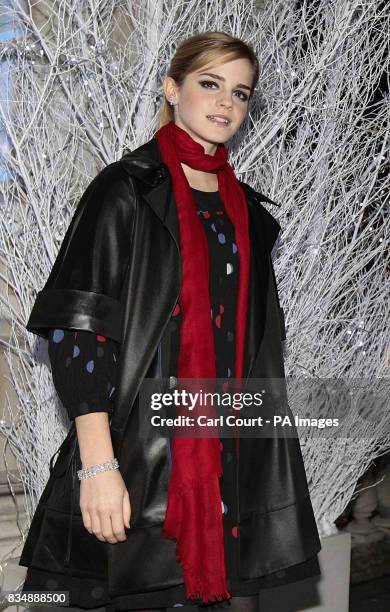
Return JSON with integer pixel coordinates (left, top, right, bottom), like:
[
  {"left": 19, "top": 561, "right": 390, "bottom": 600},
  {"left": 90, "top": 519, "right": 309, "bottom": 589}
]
[{"left": 0, "top": 0, "right": 389, "bottom": 578}]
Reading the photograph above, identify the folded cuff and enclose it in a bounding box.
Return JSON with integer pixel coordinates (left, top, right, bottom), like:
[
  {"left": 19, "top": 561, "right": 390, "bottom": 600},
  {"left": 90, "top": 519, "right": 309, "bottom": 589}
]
[{"left": 26, "top": 289, "right": 123, "bottom": 343}]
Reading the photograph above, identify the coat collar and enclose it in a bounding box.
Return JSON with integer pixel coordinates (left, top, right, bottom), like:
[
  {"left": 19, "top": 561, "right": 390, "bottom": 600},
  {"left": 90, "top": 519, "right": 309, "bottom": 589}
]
[{"left": 120, "top": 137, "right": 280, "bottom": 253}]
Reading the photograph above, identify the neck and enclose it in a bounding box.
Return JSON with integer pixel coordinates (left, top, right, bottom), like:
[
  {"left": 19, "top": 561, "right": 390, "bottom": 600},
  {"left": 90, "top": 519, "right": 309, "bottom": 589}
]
[{"left": 180, "top": 163, "right": 219, "bottom": 191}]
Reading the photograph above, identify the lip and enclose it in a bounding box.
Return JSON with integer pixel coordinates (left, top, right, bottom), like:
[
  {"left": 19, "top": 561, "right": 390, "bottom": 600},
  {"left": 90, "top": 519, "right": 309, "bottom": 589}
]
[{"left": 206, "top": 115, "right": 232, "bottom": 127}]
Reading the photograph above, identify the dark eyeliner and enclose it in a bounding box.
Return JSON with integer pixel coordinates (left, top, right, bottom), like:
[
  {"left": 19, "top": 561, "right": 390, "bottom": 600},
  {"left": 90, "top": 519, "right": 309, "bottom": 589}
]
[{"left": 198, "top": 80, "right": 248, "bottom": 101}]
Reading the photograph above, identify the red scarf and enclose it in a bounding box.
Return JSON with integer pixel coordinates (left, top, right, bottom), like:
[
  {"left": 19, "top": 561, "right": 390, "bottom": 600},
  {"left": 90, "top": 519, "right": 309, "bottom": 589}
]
[{"left": 154, "top": 121, "right": 250, "bottom": 603}]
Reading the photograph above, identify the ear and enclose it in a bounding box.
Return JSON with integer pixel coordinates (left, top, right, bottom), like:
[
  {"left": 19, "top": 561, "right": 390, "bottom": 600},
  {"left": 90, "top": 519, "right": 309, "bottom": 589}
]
[{"left": 162, "top": 76, "right": 178, "bottom": 102}]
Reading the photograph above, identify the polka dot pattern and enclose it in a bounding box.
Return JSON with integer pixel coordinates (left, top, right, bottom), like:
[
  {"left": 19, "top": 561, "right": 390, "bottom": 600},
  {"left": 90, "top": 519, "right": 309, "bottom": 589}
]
[
  {"left": 172, "top": 303, "right": 181, "bottom": 317},
  {"left": 108, "top": 386, "right": 116, "bottom": 398},
  {"left": 47, "top": 328, "right": 119, "bottom": 421},
  {"left": 52, "top": 329, "right": 64, "bottom": 343},
  {"left": 198, "top": 210, "right": 211, "bottom": 219}
]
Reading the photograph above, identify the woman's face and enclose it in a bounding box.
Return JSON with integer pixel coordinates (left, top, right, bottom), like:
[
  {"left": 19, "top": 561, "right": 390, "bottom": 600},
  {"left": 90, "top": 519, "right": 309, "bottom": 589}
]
[{"left": 163, "top": 58, "right": 254, "bottom": 155}]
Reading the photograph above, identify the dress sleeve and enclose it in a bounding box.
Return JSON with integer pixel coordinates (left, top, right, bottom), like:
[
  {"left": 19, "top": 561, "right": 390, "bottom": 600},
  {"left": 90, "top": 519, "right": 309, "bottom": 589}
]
[{"left": 48, "top": 327, "right": 119, "bottom": 421}]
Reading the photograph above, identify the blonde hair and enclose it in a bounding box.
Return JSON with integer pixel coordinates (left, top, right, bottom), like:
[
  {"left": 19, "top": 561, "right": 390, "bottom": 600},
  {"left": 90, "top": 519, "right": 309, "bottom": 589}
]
[{"left": 158, "top": 31, "right": 260, "bottom": 128}]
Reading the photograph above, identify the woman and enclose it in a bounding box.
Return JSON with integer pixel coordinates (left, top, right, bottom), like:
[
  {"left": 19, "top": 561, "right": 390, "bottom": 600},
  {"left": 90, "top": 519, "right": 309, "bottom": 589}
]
[{"left": 20, "top": 31, "right": 321, "bottom": 612}]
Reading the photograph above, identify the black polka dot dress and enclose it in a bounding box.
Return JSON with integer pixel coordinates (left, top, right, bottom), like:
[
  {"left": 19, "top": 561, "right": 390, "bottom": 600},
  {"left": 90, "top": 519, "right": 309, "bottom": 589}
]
[
  {"left": 167, "top": 188, "right": 248, "bottom": 595},
  {"left": 22, "top": 188, "right": 320, "bottom": 609}
]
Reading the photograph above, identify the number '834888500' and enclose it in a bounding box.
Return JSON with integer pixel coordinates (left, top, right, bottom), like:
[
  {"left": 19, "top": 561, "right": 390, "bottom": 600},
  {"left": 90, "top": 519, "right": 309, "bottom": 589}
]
[{"left": 0, "top": 590, "right": 68, "bottom": 607}]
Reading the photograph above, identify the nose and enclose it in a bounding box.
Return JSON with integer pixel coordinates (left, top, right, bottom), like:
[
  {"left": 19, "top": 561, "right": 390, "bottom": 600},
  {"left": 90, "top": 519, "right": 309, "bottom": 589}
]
[{"left": 217, "top": 92, "right": 233, "bottom": 110}]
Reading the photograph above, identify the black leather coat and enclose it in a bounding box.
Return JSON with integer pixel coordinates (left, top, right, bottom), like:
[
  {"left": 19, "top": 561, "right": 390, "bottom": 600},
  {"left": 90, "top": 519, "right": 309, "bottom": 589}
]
[{"left": 20, "top": 137, "right": 321, "bottom": 596}]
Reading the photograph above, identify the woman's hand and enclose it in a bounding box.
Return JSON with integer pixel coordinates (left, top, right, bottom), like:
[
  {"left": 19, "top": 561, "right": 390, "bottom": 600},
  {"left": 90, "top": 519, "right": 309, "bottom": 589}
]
[
  {"left": 79, "top": 468, "right": 131, "bottom": 543},
  {"left": 74, "top": 412, "right": 130, "bottom": 543}
]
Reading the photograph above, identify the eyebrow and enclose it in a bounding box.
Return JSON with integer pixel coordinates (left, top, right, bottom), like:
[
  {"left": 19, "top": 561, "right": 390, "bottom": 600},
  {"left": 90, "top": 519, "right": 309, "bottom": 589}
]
[{"left": 197, "top": 72, "right": 252, "bottom": 92}]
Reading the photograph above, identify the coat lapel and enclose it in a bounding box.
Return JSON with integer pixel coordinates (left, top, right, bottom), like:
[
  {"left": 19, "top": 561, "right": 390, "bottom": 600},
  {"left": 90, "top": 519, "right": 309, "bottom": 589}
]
[
  {"left": 144, "top": 179, "right": 181, "bottom": 253},
  {"left": 121, "top": 138, "right": 180, "bottom": 251}
]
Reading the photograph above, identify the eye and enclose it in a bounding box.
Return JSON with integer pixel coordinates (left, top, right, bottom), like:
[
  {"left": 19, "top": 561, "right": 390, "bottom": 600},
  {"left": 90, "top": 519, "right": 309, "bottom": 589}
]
[
  {"left": 199, "top": 80, "right": 218, "bottom": 89},
  {"left": 237, "top": 91, "right": 249, "bottom": 102},
  {"left": 199, "top": 80, "right": 249, "bottom": 102}
]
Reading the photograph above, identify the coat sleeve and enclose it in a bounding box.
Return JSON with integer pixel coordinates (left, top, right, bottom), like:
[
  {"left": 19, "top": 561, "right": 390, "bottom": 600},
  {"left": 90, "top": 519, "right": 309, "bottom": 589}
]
[{"left": 26, "top": 162, "right": 136, "bottom": 342}]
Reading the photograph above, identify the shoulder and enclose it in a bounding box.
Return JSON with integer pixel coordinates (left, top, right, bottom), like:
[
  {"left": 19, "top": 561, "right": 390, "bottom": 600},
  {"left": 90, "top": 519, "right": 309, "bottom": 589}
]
[
  {"left": 84, "top": 159, "right": 136, "bottom": 201},
  {"left": 75, "top": 160, "right": 137, "bottom": 225},
  {"left": 239, "top": 180, "right": 279, "bottom": 208}
]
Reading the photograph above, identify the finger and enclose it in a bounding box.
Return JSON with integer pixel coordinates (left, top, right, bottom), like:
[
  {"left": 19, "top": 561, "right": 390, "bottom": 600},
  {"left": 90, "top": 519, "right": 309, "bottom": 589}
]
[
  {"left": 99, "top": 511, "right": 117, "bottom": 544},
  {"left": 123, "top": 491, "right": 131, "bottom": 529},
  {"left": 82, "top": 509, "right": 93, "bottom": 534},
  {"left": 111, "top": 510, "right": 127, "bottom": 542},
  {"left": 91, "top": 512, "right": 106, "bottom": 543}
]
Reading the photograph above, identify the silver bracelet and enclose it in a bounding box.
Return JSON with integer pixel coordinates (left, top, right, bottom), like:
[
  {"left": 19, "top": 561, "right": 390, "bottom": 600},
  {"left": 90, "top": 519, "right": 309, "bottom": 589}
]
[{"left": 77, "top": 458, "right": 119, "bottom": 480}]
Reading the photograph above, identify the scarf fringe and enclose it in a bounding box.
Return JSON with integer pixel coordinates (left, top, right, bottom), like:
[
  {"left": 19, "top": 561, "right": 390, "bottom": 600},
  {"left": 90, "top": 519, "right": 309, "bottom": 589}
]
[
  {"left": 185, "top": 589, "right": 232, "bottom": 603},
  {"left": 163, "top": 475, "right": 232, "bottom": 604},
  {"left": 172, "top": 549, "right": 232, "bottom": 603}
]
